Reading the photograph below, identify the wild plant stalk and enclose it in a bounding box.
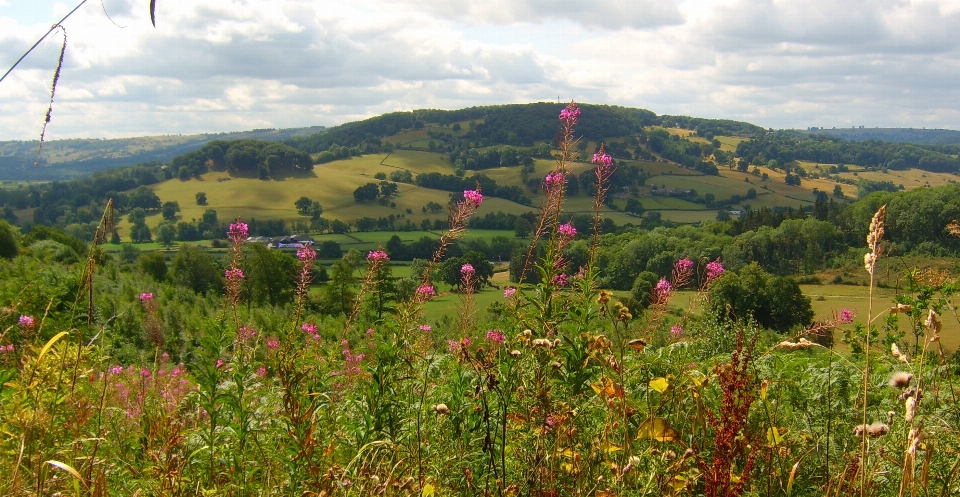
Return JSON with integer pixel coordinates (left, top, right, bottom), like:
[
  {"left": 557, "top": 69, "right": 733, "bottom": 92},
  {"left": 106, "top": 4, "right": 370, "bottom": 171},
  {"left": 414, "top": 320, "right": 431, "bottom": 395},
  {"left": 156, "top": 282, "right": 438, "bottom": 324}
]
[
  {"left": 861, "top": 204, "right": 886, "bottom": 496},
  {"left": 517, "top": 102, "right": 579, "bottom": 288}
]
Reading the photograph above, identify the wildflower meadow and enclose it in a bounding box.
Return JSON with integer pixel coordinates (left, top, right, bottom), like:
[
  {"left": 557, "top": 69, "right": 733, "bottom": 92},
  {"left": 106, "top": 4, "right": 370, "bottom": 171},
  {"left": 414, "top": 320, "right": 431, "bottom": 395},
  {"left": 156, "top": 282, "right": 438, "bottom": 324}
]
[{"left": 2, "top": 103, "right": 960, "bottom": 497}]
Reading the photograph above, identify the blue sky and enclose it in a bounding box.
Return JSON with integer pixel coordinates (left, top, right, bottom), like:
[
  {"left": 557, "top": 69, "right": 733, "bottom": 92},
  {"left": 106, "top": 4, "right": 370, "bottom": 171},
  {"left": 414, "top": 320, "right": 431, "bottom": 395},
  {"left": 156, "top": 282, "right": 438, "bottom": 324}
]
[{"left": 2, "top": 0, "right": 960, "bottom": 140}]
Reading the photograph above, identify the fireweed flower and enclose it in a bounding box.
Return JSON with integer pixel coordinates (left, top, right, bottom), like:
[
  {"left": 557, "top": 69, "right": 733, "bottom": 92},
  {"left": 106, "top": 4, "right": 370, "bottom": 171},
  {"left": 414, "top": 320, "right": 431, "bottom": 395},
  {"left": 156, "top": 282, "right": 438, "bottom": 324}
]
[
  {"left": 552, "top": 273, "right": 569, "bottom": 287},
  {"left": 670, "top": 325, "right": 683, "bottom": 336},
  {"left": 544, "top": 172, "right": 565, "bottom": 190},
  {"left": 463, "top": 190, "right": 483, "bottom": 207},
  {"left": 419, "top": 324, "right": 432, "bottom": 332},
  {"left": 139, "top": 293, "right": 154, "bottom": 302},
  {"left": 367, "top": 249, "right": 389, "bottom": 262},
  {"left": 266, "top": 338, "right": 280, "bottom": 349},
  {"left": 592, "top": 152, "right": 613, "bottom": 168},
  {"left": 504, "top": 287, "right": 517, "bottom": 298},
  {"left": 302, "top": 322, "right": 318, "bottom": 335},
  {"left": 228, "top": 221, "right": 249, "bottom": 244},
  {"left": 655, "top": 279, "right": 672, "bottom": 299},
  {"left": 416, "top": 285, "right": 436, "bottom": 297},
  {"left": 558, "top": 223, "right": 577, "bottom": 239},
  {"left": 486, "top": 329, "right": 505, "bottom": 345},
  {"left": 839, "top": 309, "right": 854, "bottom": 324},
  {"left": 461, "top": 264, "right": 475, "bottom": 276},
  {"left": 18, "top": 315, "right": 35, "bottom": 328},
  {"left": 225, "top": 268, "right": 244, "bottom": 280},
  {"left": 237, "top": 326, "right": 257, "bottom": 342},
  {"left": 675, "top": 258, "right": 694, "bottom": 273},
  {"left": 706, "top": 260, "right": 725, "bottom": 280},
  {"left": 297, "top": 245, "right": 316, "bottom": 261},
  {"left": 559, "top": 103, "right": 580, "bottom": 124}
]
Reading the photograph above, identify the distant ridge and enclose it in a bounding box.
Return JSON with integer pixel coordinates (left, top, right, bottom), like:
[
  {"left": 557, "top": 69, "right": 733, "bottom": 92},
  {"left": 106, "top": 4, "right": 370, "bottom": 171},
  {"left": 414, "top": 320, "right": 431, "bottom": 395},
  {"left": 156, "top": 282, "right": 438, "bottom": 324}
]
[
  {"left": 799, "top": 127, "right": 960, "bottom": 145},
  {"left": 0, "top": 126, "right": 325, "bottom": 181}
]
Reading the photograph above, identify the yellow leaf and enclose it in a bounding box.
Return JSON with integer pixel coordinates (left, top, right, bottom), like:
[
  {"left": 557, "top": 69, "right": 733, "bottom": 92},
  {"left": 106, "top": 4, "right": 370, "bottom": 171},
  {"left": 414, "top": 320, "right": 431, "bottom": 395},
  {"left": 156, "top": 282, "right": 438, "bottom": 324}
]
[
  {"left": 669, "top": 475, "right": 688, "bottom": 491},
  {"left": 767, "top": 426, "right": 784, "bottom": 445},
  {"left": 422, "top": 483, "right": 435, "bottom": 497},
  {"left": 556, "top": 448, "right": 574, "bottom": 459},
  {"left": 606, "top": 444, "right": 622, "bottom": 454},
  {"left": 37, "top": 331, "right": 69, "bottom": 364},
  {"left": 45, "top": 460, "right": 83, "bottom": 482},
  {"left": 637, "top": 417, "right": 679, "bottom": 442},
  {"left": 760, "top": 381, "right": 768, "bottom": 400},
  {"left": 688, "top": 372, "right": 704, "bottom": 387},
  {"left": 649, "top": 377, "right": 669, "bottom": 394}
]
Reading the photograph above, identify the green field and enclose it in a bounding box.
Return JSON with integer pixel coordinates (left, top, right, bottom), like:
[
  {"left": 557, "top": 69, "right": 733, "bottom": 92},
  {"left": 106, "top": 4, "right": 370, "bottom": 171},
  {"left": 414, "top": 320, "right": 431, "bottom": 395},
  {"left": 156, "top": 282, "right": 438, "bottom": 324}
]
[{"left": 125, "top": 143, "right": 951, "bottom": 237}]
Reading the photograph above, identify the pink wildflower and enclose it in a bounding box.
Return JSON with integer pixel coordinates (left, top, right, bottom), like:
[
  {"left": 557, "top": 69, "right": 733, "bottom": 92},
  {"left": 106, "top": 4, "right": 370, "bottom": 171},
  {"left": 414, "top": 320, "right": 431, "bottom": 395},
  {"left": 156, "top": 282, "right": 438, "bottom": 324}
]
[
  {"left": 504, "top": 287, "right": 517, "bottom": 299},
  {"left": 139, "top": 293, "right": 154, "bottom": 302},
  {"left": 558, "top": 223, "right": 577, "bottom": 239},
  {"left": 416, "top": 285, "right": 436, "bottom": 297},
  {"left": 419, "top": 324, "right": 432, "bottom": 332},
  {"left": 228, "top": 221, "right": 249, "bottom": 242},
  {"left": 670, "top": 325, "right": 683, "bottom": 336},
  {"left": 367, "top": 249, "right": 389, "bottom": 262},
  {"left": 675, "top": 258, "right": 694, "bottom": 273},
  {"left": 266, "top": 338, "right": 279, "bottom": 349},
  {"left": 18, "top": 315, "right": 35, "bottom": 328},
  {"left": 592, "top": 152, "right": 613, "bottom": 168},
  {"left": 297, "top": 245, "right": 316, "bottom": 262},
  {"left": 257, "top": 366, "right": 267, "bottom": 378},
  {"left": 140, "top": 368, "right": 151, "bottom": 378},
  {"left": 225, "top": 268, "right": 244, "bottom": 280},
  {"left": 237, "top": 325, "right": 257, "bottom": 342},
  {"left": 546, "top": 413, "right": 560, "bottom": 427},
  {"left": 109, "top": 365, "right": 123, "bottom": 375},
  {"left": 544, "top": 172, "right": 565, "bottom": 189},
  {"left": 215, "top": 359, "right": 226, "bottom": 369},
  {"left": 559, "top": 102, "right": 580, "bottom": 125},
  {"left": 839, "top": 309, "right": 854, "bottom": 324},
  {"left": 655, "top": 278, "right": 672, "bottom": 299},
  {"left": 486, "top": 329, "right": 505, "bottom": 345},
  {"left": 706, "top": 260, "right": 725, "bottom": 280},
  {"left": 461, "top": 264, "right": 475, "bottom": 276},
  {"left": 463, "top": 190, "right": 483, "bottom": 207},
  {"left": 302, "top": 322, "right": 318, "bottom": 335},
  {"left": 552, "top": 273, "right": 569, "bottom": 287}
]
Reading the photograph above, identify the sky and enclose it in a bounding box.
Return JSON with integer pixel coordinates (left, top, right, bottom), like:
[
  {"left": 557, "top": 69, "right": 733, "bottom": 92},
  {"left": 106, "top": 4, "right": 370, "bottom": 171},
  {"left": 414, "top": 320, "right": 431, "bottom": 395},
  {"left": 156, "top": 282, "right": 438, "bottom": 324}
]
[{"left": 2, "top": 0, "right": 960, "bottom": 140}]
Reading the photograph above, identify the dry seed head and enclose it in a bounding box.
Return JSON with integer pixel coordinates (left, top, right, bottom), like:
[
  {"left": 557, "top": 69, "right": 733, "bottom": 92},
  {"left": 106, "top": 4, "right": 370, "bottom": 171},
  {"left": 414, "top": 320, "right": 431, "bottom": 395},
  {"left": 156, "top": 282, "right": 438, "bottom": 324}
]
[
  {"left": 778, "top": 338, "right": 816, "bottom": 350},
  {"left": 864, "top": 252, "right": 877, "bottom": 274},
  {"left": 433, "top": 403, "right": 450, "bottom": 415},
  {"left": 891, "top": 343, "right": 909, "bottom": 363},
  {"left": 887, "top": 411, "right": 896, "bottom": 425},
  {"left": 899, "top": 386, "right": 917, "bottom": 401},
  {"left": 947, "top": 220, "right": 960, "bottom": 238},
  {"left": 509, "top": 349, "right": 521, "bottom": 358},
  {"left": 924, "top": 308, "right": 941, "bottom": 333},
  {"left": 888, "top": 303, "right": 913, "bottom": 314},
  {"left": 867, "top": 205, "right": 886, "bottom": 247},
  {"left": 854, "top": 422, "right": 890, "bottom": 438},
  {"left": 888, "top": 371, "right": 913, "bottom": 389},
  {"left": 905, "top": 397, "right": 917, "bottom": 422}
]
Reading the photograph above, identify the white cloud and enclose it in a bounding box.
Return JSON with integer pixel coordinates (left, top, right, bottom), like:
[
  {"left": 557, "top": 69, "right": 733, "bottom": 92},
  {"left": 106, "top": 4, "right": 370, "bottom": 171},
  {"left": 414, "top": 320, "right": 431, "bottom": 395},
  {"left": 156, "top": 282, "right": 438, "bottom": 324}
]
[{"left": 1, "top": 0, "right": 960, "bottom": 140}]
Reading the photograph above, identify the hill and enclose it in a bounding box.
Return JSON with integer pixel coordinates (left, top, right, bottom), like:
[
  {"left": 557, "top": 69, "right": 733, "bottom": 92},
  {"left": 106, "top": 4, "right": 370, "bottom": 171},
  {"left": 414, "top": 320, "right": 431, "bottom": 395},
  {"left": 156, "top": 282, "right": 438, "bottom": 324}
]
[
  {"left": 800, "top": 127, "right": 960, "bottom": 145},
  {"left": 0, "top": 126, "right": 325, "bottom": 181}
]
